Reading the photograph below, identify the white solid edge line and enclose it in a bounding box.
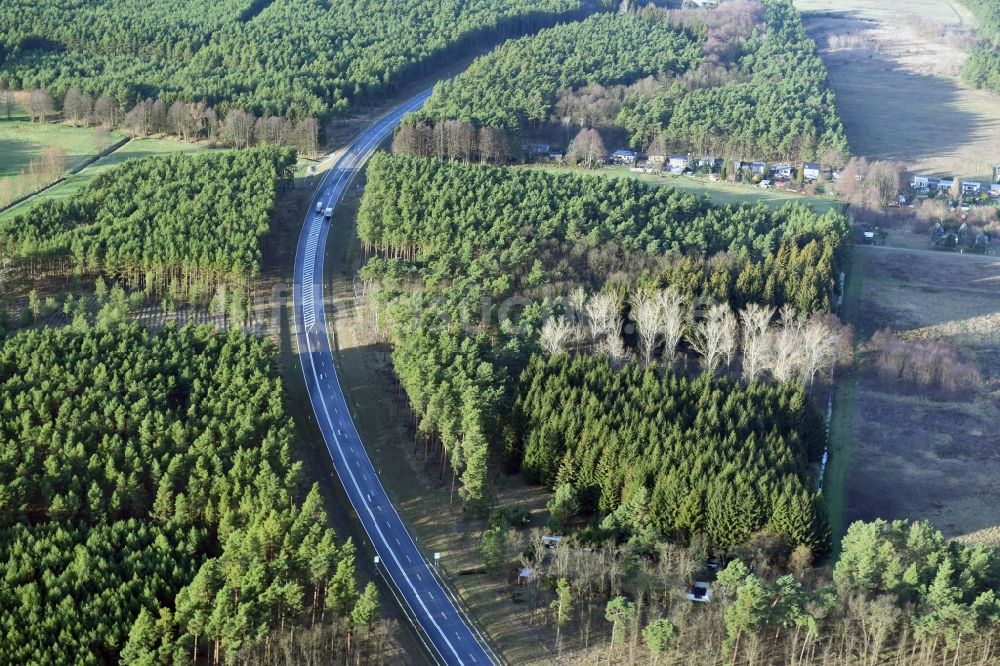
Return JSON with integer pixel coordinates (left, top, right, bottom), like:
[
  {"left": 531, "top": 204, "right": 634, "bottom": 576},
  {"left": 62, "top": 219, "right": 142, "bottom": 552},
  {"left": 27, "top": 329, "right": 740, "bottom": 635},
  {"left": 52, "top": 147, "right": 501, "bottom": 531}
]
[{"left": 295, "top": 91, "right": 494, "bottom": 666}]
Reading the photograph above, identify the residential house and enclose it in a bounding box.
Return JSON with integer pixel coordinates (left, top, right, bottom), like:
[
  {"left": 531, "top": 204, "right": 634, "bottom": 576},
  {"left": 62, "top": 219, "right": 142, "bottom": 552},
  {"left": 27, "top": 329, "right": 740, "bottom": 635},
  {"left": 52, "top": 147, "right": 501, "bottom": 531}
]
[
  {"left": 612, "top": 149, "right": 638, "bottom": 165},
  {"left": 750, "top": 161, "right": 768, "bottom": 176},
  {"left": 995, "top": 164, "right": 1000, "bottom": 183},
  {"left": 697, "top": 155, "right": 720, "bottom": 171},
  {"left": 911, "top": 175, "right": 930, "bottom": 192},
  {"left": 937, "top": 179, "right": 955, "bottom": 193},
  {"left": 961, "top": 181, "right": 982, "bottom": 196},
  {"left": 803, "top": 162, "right": 821, "bottom": 181},
  {"left": 527, "top": 142, "right": 550, "bottom": 156},
  {"left": 990, "top": 183, "right": 1000, "bottom": 198},
  {"left": 772, "top": 164, "right": 792, "bottom": 180},
  {"left": 669, "top": 153, "right": 690, "bottom": 172}
]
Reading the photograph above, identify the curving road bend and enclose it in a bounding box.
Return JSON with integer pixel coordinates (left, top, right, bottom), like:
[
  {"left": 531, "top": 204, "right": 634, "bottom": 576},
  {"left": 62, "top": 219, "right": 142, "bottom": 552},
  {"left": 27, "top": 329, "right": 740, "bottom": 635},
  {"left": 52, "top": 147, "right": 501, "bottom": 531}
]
[{"left": 292, "top": 90, "right": 498, "bottom": 666}]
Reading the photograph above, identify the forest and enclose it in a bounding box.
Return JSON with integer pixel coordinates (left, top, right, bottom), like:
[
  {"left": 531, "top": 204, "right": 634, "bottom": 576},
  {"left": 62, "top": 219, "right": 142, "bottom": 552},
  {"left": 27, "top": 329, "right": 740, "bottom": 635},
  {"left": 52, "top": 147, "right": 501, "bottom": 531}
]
[
  {"left": 357, "top": 154, "right": 849, "bottom": 544},
  {"left": 0, "top": 0, "right": 585, "bottom": 117},
  {"left": 413, "top": 12, "right": 704, "bottom": 133},
  {"left": 404, "top": 0, "right": 848, "bottom": 163},
  {"left": 514, "top": 354, "right": 830, "bottom": 552},
  {"left": 0, "top": 147, "right": 295, "bottom": 313},
  {"left": 961, "top": 0, "right": 1000, "bottom": 94},
  {"left": 490, "top": 516, "right": 1000, "bottom": 664},
  {"left": 0, "top": 324, "right": 381, "bottom": 663}
]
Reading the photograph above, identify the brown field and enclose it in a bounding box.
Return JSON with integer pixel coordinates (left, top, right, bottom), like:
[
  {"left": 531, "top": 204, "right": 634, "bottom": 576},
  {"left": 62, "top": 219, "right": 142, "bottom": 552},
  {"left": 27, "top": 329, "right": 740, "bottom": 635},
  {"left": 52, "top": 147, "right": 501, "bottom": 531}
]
[
  {"left": 796, "top": 0, "right": 1000, "bottom": 181},
  {"left": 845, "top": 245, "right": 1000, "bottom": 539}
]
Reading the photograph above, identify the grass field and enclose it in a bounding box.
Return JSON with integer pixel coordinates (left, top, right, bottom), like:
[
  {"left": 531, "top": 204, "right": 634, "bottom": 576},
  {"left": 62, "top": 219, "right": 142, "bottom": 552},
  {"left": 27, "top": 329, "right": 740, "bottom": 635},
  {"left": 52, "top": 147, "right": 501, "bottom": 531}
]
[
  {"left": 796, "top": 0, "right": 1000, "bottom": 180},
  {"left": 529, "top": 164, "right": 846, "bottom": 213},
  {"left": 0, "top": 118, "right": 123, "bottom": 178},
  {"left": 0, "top": 137, "right": 212, "bottom": 219},
  {"left": 842, "top": 245, "right": 1000, "bottom": 540}
]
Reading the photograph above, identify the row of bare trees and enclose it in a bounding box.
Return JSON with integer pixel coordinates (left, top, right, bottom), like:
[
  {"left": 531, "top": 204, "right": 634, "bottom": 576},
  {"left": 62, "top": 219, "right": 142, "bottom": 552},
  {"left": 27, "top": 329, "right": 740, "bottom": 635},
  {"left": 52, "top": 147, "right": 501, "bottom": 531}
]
[
  {"left": 4, "top": 85, "right": 322, "bottom": 157},
  {"left": 539, "top": 288, "right": 849, "bottom": 386},
  {"left": 122, "top": 98, "right": 320, "bottom": 156},
  {"left": 392, "top": 120, "right": 514, "bottom": 164}
]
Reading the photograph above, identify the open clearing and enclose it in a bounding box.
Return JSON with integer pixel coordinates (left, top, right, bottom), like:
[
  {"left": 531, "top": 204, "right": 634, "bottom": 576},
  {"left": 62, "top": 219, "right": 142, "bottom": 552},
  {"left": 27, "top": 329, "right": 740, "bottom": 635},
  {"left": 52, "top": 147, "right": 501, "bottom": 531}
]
[
  {"left": 531, "top": 165, "right": 846, "bottom": 213},
  {"left": 845, "top": 245, "right": 1000, "bottom": 539},
  {"left": 0, "top": 118, "right": 121, "bottom": 177},
  {"left": 796, "top": 0, "right": 1000, "bottom": 180}
]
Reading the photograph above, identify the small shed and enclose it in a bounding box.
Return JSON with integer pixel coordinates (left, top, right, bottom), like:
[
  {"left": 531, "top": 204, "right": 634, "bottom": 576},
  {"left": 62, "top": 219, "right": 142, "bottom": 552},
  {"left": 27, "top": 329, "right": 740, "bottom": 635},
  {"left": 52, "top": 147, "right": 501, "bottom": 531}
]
[{"left": 686, "top": 582, "right": 712, "bottom": 603}]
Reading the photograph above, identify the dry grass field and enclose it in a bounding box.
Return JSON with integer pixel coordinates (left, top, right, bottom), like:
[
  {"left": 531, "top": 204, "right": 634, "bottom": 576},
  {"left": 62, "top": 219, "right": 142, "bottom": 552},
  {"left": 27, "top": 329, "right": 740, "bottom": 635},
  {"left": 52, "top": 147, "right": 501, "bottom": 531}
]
[
  {"left": 796, "top": 0, "right": 1000, "bottom": 180},
  {"left": 845, "top": 245, "right": 1000, "bottom": 539}
]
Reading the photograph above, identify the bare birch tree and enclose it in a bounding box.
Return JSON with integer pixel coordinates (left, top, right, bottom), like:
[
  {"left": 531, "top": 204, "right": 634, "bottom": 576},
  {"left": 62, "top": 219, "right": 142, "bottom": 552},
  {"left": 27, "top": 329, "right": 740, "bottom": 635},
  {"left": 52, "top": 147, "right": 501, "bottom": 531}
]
[
  {"left": 657, "top": 287, "right": 688, "bottom": 365},
  {"left": 688, "top": 303, "right": 737, "bottom": 375},
  {"left": 740, "top": 303, "right": 775, "bottom": 382},
  {"left": 539, "top": 315, "right": 575, "bottom": 356},
  {"left": 585, "top": 292, "right": 622, "bottom": 347},
  {"left": 630, "top": 289, "right": 663, "bottom": 365},
  {"left": 770, "top": 305, "right": 804, "bottom": 382},
  {"left": 799, "top": 313, "right": 843, "bottom": 387}
]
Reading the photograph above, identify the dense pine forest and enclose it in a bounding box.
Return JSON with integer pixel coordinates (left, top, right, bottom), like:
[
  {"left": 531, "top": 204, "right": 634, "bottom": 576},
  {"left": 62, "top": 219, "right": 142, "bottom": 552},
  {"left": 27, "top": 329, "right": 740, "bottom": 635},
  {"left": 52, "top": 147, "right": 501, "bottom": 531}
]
[
  {"left": 0, "top": 147, "right": 295, "bottom": 312},
  {"left": 0, "top": 324, "right": 380, "bottom": 663},
  {"left": 357, "top": 154, "right": 848, "bottom": 533},
  {"left": 0, "top": 0, "right": 585, "bottom": 116},
  {"left": 514, "top": 354, "right": 830, "bottom": 552},
  {"left": 414, "top": 12, "right": 704, "bottom": 133},
  {"left": 407, "top": 0, "right": 848, "bottom": 162},
  {"left": 961, "top": 0, "right": 1000, "bottom": 93}
]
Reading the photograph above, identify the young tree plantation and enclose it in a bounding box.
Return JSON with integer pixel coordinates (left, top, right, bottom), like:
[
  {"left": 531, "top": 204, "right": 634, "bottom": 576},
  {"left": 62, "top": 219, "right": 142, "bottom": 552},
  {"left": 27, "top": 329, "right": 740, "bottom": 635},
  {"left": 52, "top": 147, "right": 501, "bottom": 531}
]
[{"left": 0, "top": 147, "right": 295, "bottom": 310}]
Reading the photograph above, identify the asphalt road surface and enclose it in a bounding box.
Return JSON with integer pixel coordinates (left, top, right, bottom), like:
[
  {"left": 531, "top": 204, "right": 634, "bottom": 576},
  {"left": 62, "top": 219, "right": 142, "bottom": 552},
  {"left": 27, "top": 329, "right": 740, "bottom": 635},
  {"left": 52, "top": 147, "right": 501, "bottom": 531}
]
[{"left": 292, "top": 90, "right": 498, "bottom": 666}]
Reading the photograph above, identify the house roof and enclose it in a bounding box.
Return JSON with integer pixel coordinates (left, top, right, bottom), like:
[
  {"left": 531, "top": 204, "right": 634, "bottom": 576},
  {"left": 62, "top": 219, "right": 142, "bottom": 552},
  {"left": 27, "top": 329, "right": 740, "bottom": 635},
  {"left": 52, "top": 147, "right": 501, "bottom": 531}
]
[
  {"left": 803, "top": 162, "right": 820, "bottom": 169},
  {"left": 669, "top": 153, "right": 689, "bottom": 160},
  {"left": 613, "top": 149, "right": 637, "bottom": 157}
]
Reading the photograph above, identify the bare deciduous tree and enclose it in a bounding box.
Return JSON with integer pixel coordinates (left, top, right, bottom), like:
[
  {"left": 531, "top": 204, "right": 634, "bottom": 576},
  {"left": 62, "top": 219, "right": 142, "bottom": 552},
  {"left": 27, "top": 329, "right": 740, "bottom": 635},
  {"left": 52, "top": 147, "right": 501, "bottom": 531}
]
[
  {"left": 688, "top": 303, "right": 737, "bottom": 375},
  {"left": 585, "top": 292, "right": 622, "bottom": 346},
  {"left": 224, "top": 109, "right": 255, "bottom": 149},
  {"left": 28, "top": 89, "right": 54, "bottom": 122},
  {"left": 93, "top": 96, "right": 118, "bottom": 129},
  {"left": 567, "top": 128, "right": 607, "bottom": 169},
  {"left": 769, "top": 305, "right": 804, "bottom": 382},
  {"left": 799, "top": 313, "right": 843, "bottom": 387},
  {"left": 657, "top": 287, "right": 688, "bottom": 365},
  {"left": 740, "top": 303, "right": 775, "bottom": 382},
  {"left": 63, "top": 87, "right": 93, "bottom": 126},
  {"left": 539, "top": 316, "right": 575, "bottom": 356},
  {"left": 630, "top": 289, "right": 663, "bottom": 365}
]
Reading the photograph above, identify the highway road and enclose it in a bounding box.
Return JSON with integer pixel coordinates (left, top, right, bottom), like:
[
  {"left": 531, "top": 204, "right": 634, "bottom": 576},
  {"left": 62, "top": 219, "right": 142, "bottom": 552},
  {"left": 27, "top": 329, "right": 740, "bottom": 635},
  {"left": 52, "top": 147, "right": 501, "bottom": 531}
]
[{"left": 292, "top": 90, "right": 499, "bottom": 666}]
